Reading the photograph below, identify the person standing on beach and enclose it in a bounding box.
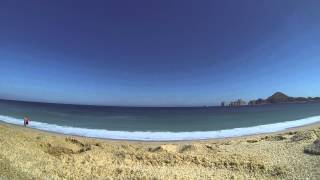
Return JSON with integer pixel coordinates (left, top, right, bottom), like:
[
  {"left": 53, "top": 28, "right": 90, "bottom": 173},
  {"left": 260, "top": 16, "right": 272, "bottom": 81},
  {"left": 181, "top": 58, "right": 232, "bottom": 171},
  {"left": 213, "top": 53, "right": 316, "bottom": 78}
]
[{"left": 24, "top": 116, "right": 29, "bottom": 127}]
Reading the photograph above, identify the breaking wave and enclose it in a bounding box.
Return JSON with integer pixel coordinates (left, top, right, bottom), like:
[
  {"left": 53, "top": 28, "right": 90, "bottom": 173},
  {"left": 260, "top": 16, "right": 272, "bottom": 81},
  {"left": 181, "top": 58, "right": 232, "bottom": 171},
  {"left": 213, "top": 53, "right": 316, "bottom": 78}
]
[{"left": 0, "top": 114, "right": 319, "bottom": 141}]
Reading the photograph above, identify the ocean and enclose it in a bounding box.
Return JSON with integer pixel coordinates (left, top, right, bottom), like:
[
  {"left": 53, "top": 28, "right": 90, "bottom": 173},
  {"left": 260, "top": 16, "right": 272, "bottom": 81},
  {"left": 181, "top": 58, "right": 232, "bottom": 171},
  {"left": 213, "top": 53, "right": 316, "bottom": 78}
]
[{"left": 0, "top": 99, "right": 320, "bottom": 141}]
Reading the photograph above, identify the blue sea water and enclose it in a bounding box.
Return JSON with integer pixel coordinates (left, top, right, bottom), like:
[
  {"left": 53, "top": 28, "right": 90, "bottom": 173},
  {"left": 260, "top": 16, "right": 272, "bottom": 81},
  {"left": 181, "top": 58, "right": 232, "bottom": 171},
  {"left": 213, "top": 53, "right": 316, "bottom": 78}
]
[{"left": 0, "top": 99, "right": 320, "bottom": 140}]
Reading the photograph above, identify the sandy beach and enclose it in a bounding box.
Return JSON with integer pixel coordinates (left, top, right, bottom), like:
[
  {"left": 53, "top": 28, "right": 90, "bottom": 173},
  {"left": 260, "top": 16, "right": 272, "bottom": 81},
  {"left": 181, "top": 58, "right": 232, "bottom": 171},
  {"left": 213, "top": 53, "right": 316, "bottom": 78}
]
[{"left": 1, "top": 122, "right": 320, "bottom": 179}]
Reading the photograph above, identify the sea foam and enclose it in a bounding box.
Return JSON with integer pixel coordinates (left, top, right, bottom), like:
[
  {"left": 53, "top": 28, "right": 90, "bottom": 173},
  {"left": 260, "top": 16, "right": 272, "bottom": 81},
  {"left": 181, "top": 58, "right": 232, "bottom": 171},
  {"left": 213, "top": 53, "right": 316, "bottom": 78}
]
[{"left": 0, "top": 114, "right": 320, "bottom": 141}]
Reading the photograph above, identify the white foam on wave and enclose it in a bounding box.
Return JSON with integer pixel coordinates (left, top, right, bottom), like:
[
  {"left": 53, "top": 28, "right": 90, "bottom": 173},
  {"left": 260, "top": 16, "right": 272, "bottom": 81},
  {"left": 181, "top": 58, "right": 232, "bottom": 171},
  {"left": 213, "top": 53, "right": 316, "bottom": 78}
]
[{"left": 0, "top": 114, "right": 320, "bottom": 141}]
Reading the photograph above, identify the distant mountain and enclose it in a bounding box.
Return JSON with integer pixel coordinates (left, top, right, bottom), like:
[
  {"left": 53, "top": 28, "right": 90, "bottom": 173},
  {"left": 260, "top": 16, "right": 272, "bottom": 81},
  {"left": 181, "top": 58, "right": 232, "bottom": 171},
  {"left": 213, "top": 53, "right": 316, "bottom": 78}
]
[
  {"left": 221, "top": 92, "right": 320, "bottom": 107},
  {"left": 266, "top": 92, "right": 290, "bottom": 103},
  {"left": 248, "top": 92, "right": 320, "bottom": 106}
]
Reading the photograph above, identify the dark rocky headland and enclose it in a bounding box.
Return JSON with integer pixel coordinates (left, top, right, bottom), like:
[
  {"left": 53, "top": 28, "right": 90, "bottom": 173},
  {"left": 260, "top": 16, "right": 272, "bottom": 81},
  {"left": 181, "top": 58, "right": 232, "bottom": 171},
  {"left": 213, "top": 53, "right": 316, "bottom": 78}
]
[
  {"left": 225, "top": 92, "right": 320, "bottom": 107},
  {"left": 249, "top": 92, "right": 320, "bottom": 106}
]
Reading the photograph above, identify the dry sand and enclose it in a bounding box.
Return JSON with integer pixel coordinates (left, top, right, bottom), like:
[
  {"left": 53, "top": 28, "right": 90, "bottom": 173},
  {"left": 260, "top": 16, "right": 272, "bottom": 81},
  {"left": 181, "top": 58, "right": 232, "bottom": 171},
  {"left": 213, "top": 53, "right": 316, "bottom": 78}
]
[{"left": 0, "top": 122, "right": 320, "bottom": 179}]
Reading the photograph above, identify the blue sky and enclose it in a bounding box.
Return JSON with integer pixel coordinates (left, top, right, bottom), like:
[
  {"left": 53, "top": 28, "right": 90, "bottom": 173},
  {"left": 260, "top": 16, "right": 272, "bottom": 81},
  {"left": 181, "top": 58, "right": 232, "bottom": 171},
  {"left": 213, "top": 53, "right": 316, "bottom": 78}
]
[{"left": 0, "top": 1, "right": 320, "bottom": 106}]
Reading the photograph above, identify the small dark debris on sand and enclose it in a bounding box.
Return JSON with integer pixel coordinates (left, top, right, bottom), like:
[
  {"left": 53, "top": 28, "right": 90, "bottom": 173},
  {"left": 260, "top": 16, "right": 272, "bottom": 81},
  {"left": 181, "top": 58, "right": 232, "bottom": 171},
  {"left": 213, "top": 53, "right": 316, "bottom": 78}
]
[
  {"left": 65, "top": 137, "right": 85, "bottom": 146},
  {"left": 46, "top": 145, "right": 74, "bottom": 156},
  {"left": 304, "top": 138, "right": 320, "bottom": 155},
  {"left": 291, "top": 131, "right": 316, "bottom": 142},
  {"left": 247, "top": 139, "right": 259, "bottom": 143},
  {"left": 261, "top": 135, "right": 286, "bottom": 141},
  {"left": 179, "top": 144, "right": 197, "bottom": 153}
]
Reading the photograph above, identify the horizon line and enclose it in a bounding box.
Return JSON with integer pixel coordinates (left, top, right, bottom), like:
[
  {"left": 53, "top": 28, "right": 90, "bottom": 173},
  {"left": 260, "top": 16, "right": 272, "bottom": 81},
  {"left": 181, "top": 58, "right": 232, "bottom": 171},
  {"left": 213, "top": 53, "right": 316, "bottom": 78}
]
[
  {"left": 0, "top": 98, "right": 221, "bottom": 108},
  {"left": 1, "top": 92, "right": 319, "bottom": 108}
]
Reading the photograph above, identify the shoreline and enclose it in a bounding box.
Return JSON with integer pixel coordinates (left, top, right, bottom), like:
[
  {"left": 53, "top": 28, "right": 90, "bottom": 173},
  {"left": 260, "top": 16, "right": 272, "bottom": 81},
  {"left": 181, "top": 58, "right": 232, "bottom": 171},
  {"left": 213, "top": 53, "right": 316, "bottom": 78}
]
[
  {"left": 1, "top": 101, "right": 320, "bottom": 141},
  {"left": 1, "top": 120, "right": 320, "bottom": 144}
]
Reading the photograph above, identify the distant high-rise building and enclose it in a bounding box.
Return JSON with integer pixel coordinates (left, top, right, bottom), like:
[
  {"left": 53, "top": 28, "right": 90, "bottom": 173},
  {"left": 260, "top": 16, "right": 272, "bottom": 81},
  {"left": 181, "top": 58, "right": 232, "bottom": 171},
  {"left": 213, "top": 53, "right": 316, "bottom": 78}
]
[
  {"left": 221, "top": 101, "right": 225, "bottom": 107},
  {"left": 229, "top": 99, "right": 247, "bottom": 107}
]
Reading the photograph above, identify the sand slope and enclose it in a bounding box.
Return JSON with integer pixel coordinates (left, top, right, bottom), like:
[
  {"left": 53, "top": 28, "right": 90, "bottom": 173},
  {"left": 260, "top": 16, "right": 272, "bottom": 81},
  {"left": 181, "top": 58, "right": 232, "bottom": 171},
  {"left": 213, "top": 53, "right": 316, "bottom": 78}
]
[{"left": 0, "top": 122, "right": 320, "bottom": 179}]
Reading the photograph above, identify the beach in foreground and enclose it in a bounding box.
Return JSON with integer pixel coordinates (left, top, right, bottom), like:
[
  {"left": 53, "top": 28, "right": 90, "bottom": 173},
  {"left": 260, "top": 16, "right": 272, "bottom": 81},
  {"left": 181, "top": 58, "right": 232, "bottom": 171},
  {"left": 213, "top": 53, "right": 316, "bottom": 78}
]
[{"left": 1, "top": 122, "right": 320, "bottom": 179}]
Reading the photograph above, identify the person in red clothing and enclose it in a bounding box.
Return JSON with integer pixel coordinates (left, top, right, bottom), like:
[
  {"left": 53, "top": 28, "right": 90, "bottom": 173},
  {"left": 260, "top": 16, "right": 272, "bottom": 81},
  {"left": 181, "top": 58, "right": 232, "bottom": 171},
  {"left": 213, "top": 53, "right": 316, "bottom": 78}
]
[{"left": 24, "top": 116, "right": 29, "bottom": 127}]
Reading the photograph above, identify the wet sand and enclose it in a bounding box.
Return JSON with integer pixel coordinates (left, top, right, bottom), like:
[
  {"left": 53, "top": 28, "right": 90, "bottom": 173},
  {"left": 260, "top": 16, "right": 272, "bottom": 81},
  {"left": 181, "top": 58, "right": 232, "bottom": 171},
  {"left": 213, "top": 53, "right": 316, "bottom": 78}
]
[{"left": 1, "top": 122, "right": 320, "bottom": 179}]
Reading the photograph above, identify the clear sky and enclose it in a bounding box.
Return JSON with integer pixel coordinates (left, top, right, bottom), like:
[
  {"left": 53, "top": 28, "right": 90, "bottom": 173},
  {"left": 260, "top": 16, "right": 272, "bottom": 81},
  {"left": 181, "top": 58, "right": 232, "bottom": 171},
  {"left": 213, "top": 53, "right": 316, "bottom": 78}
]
[{"left": 0, "top": 1, "right": 320, "bottom": 106}]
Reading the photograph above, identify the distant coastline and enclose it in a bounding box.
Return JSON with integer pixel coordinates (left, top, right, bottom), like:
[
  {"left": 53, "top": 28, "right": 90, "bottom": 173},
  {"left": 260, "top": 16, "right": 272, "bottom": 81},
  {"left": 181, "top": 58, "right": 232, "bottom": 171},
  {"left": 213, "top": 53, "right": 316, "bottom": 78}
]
[
  {"left": 2, "top": 92, "right": 320, "bottom": 109},
  {"left": 222, "top": 92, "right": 320, "bottom": 107}
]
